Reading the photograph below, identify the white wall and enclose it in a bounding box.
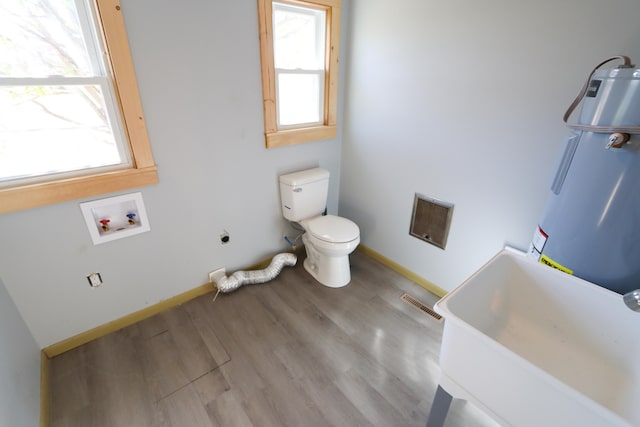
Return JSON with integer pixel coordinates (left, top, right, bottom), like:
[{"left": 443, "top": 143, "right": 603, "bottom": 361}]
[
  {"left": 0, "top": 278, "right": 40, "bottom": 427},
  {"left": 341, "top": 0, "right": 640, "bottom": 291},
  {"left": 0, "top": 0, "right": 347, "bottom": 347}
]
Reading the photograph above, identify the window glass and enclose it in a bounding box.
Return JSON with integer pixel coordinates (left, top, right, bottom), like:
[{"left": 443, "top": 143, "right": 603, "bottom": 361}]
[
  {"left": 0, "top": 0, "right": 93, "bottom": 77},
  {"left": 272, "top": 2, "right": 326, "bottom": 129},
  {"left": 0, "top": 85, "right": 121, "bottom": 182},
  {"left": 277, "top": 73, "right": 322, "bottom": 126},
  {"left": 0, "top": 0, "right": 129, "bottom": 186},
  {"left": 273, "top": 3, "right": 325, "bottom": 70}
]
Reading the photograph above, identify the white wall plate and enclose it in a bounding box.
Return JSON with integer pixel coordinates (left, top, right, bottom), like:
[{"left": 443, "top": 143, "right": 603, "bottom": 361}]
[{"left": 80, "top": 192, "right": 151, "bottom": 245}]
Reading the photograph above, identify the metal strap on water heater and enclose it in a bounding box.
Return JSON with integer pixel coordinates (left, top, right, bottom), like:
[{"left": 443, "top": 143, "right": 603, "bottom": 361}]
[{"left": 563, "top": 55, "right": 640, "bottom": 135}]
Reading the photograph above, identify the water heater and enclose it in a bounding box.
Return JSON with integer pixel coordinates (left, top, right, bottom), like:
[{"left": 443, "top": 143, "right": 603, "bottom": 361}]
[{"left": 528, "top": 56, "right": 640, "bottom": 295}]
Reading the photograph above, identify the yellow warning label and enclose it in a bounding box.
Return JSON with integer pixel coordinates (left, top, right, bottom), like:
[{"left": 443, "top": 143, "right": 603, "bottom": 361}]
[{"left": 539, "top": 255, "right": 573, "bottom": 275}]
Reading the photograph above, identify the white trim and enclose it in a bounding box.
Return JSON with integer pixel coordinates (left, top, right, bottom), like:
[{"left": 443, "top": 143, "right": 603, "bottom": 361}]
[
  {"left": 274, "top": 69, "right": 325, "bottom": 75},
  {"left": 0, "top": 76, "right": 106, "bottom": 85},
  {"left": 74, "top": 0, "right": 106, "bottom": 76},
  {"left": 0, "top": 162, "right": 129, "bottom": 188}
]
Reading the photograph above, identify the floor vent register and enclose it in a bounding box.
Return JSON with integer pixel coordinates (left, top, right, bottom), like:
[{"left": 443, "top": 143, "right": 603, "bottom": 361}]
[{"left": 400, "top": 293, "right": 443, "bottom": 322}]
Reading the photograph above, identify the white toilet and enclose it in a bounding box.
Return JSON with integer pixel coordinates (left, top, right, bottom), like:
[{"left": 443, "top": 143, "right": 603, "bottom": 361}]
[{"left": 279, "top": 168, "right": 360, "bottom": 288}]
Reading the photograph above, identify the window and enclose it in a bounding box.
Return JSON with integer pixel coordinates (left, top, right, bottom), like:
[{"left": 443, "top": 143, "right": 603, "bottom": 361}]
[
  {"left": 274, "top": 2, "right": 326, "bottom": 128},
  {"left": 0, "top": 0, "right": 157, "bottom": 214},
  {"left": 258, "top": 0, "right": 341, "bottom": 148}
]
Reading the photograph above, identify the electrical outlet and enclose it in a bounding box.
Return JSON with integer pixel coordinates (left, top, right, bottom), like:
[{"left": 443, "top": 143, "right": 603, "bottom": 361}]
[
  {"left": 209, "top": 268, "right": 226, "bottom": 284},
  {"left": 87, "top": 273, "right": 103, "bottom": 287}
]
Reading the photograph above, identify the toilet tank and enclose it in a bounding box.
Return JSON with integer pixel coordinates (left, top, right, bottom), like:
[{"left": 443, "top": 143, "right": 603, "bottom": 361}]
[{"left": 279, "top": 168, "right": 330, "bottom": 221}]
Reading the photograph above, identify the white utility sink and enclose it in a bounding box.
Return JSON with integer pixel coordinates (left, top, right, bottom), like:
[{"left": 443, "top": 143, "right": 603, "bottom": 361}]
[{"left": 433, "top": 248, "right": 640, "bottom": 427}]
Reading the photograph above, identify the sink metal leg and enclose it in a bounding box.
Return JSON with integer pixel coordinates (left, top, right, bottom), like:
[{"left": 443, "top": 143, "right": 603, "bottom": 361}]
[{"left": 426, "top": 384, "right": 453, "bottom": 427}]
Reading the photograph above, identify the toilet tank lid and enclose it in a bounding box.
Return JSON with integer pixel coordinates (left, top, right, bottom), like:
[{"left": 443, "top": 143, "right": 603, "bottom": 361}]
[
  {"left": 279, "top": 168, "right": 330, "bottom": 186},
  {"left": 307, "top": 215, "right": 360, "bottom": 243}
]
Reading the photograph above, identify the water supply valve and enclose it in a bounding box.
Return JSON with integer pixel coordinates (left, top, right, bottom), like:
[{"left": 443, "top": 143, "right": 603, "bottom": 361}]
[
  {"left": 606, "top": 132, "right": 630, "bottom": 149},
  {"left": 126, "top": 213, "right": 137, "bottom": 225},
  {"left": 99, "top": 219, "right": 111, "bottom": 232}
]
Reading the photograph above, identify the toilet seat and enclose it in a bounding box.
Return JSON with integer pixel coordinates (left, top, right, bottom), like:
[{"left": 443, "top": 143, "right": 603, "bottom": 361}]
[{"left": 305, "top": 215, "right": 359, "bottom": 243}]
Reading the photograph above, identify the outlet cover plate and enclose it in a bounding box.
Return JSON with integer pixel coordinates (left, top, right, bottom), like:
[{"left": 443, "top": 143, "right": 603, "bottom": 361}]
[{"left": 87, "top": 273, "right": 103, "bottom": 287}]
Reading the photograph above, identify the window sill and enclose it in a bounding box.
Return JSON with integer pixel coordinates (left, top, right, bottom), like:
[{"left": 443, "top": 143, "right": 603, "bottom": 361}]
[
  {"left": 266, "top": 125, "right": 337, "bottom": 148},
  {"left": 0, "top": 166, "right": 158, "bottom": 214}
]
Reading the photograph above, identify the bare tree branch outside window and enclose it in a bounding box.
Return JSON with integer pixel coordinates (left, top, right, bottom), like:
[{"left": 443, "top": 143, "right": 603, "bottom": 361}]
[{"left": 0, "top": 0, "right": 125, "bottom": 183}]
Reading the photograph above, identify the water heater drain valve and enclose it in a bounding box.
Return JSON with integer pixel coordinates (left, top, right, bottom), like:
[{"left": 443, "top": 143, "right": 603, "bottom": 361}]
[{"left": 607, "top": 132, "right": 630, "bottom": 149}]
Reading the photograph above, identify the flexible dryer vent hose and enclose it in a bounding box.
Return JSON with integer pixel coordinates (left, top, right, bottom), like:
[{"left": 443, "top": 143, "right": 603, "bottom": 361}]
[{"left": 214, "top": 253, "right": 297, "bottom": 295}]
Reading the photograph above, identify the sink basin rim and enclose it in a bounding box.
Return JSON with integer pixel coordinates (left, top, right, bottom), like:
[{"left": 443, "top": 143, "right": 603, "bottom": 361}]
[{"left": 434, "top": 248, "right": 634, "bottom": 427}]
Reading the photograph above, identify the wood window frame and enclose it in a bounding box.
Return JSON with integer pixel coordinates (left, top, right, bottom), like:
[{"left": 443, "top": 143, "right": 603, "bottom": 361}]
[
  {"left": 257, "top": 0, "right": 341, "bottom": 149},
  {"left": 0, "top": 0, "right": 158, "bottom": 214}
]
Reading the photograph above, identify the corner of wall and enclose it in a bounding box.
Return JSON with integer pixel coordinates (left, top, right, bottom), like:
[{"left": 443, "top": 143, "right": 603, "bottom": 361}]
[{"left": 40, "top": 351, "right": 50, "bottom": 427}]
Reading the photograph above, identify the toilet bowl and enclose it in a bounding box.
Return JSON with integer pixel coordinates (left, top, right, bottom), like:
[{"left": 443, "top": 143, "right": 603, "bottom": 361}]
[
  {"left": 301, "top": 215, "right": 360, "bottom": 288},
  {"left": 279, "top": 167, "right": 360, "bottom": 287}
]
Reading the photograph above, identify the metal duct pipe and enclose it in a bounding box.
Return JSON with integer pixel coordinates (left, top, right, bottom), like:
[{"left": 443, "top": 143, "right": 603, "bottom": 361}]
[{"left": 214, "top": 253, "right": 297, "bottom": 294}]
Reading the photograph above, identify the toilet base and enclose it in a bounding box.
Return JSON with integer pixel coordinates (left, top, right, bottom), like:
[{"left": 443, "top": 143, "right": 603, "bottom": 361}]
[
  {"left": 302, "top": 236, "right": 354, "bottom": 288},
  {"left": 303, "top": 256, "right": 351, "bottom": 288}
]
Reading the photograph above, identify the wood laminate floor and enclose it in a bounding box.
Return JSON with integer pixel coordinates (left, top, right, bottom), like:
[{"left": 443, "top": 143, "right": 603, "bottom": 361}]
[{"left": 49, "top": 251, "right": 499, "bottom": 427}]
